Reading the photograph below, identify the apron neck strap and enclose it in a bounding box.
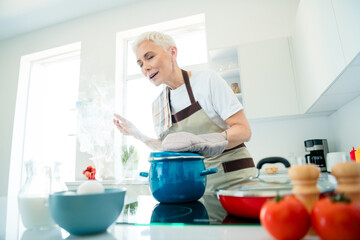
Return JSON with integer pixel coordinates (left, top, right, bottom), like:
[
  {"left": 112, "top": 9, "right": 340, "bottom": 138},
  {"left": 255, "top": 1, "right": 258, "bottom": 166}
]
[{"left": 181, "top": 69, "right": 196, "bottom": 104}]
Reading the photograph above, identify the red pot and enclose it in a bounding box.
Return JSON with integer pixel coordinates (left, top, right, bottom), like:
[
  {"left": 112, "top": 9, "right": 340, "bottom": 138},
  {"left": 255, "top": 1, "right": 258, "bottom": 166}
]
[
  {"left": 216, "top": 157, "right": 336, "bottom": 219},
  {"left": 219, "top": 195, "right": 272, "bottom": 219}
]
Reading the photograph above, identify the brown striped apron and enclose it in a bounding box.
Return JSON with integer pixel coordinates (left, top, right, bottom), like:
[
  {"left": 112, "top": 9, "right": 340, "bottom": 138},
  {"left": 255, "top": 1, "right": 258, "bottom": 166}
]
[{"left": 165, "top": 69, "right": 257, "bottom": 193}]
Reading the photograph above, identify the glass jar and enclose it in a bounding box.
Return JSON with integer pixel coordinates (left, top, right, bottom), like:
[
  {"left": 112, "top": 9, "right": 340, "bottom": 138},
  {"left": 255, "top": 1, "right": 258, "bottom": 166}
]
[
  {"left": 51, "top": 161, "right": 68, "bottom": 193},
  {"left": 18, "top": 160, "right": 56, "bottom": 230}
]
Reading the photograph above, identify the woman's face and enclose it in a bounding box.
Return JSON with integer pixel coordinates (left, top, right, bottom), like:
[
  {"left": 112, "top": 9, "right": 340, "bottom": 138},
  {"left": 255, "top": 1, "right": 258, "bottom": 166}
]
[{"left": 135, "top": 40, "right": 176, "bottom": 86}]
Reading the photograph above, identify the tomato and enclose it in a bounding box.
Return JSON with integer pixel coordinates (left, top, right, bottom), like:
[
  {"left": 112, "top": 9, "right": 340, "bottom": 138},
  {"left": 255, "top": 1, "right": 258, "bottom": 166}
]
[
  {"left": 311, "top": 194, "right": 360, "bottom": 240},
  {"left": 260, "top": 195, "right": 310, "bottom": 240}
]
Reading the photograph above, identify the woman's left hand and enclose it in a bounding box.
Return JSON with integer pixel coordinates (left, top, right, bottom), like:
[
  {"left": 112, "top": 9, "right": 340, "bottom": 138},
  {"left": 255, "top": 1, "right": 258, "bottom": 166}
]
[{"left": 161, "top": 132, "right": 228, "bottom": 157}]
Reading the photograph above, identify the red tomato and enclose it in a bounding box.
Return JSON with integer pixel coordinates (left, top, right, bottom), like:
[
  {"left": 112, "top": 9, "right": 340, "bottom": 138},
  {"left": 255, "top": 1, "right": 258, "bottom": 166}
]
[
  {"left": 260, "top": 195, "right": 310, "bottom": 240},
  {"left": 311, "top": 195, "right": 360, "bottom": 240}
]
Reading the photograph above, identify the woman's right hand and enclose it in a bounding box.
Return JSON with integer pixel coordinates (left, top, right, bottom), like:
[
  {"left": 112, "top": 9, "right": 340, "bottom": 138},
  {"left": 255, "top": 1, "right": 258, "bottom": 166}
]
[
  {"left": 113, "top": 113, "right": 143, "bottom": 139},
  {"left": 113, "top": 113, "right": 162, "bottom": 150}
]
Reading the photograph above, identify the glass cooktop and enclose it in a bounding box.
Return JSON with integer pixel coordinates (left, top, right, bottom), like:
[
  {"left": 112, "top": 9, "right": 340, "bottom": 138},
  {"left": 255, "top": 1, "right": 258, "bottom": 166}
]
[
  {"left": 114, "top": 173, "right": 336, "bottom": 226},
  {"left": 116, "top": 193, "right": 260, "bottom": 225}
]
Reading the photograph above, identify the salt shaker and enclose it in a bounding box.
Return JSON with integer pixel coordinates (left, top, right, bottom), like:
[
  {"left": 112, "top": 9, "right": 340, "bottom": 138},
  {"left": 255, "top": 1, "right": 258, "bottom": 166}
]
[
  {"left": 331, "top": 162, "right": 360, "bottom": 201},
  {"left": 288, "top": 164, "right": 320, "bottom": 213}
]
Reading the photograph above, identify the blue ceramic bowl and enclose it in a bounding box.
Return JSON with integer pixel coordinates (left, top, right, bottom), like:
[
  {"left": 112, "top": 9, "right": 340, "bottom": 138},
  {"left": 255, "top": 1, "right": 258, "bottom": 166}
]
[
  {"left": 140, "top": 152, "right": 217, "bottom": 203},
  {"left": 49, "top": 188, "right": 126, "bottom": 235}
]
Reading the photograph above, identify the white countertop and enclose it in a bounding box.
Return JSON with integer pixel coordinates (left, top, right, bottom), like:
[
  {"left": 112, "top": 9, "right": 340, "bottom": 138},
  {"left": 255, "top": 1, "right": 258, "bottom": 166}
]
[
  {"left": 17, "top": 224, "right": 272, "bottom": 240},
  {"left": 2, "top": 182, "right": 324, "bottom": 240}
]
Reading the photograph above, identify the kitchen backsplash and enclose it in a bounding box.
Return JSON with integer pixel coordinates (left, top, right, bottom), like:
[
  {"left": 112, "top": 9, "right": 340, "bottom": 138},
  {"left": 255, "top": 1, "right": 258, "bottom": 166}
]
[{"left": 246, "top": 95, "right": 360, "bottom": 166}]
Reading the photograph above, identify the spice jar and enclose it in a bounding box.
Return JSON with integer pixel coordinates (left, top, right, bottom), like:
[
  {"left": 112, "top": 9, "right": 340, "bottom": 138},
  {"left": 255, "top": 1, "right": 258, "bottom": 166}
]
[
  {"left": 231, "top": 83, "right": 240, "bottom": 94},
  {"left": 331, "top": 162, "right": 360, "bottom": 201},
  {"left": 288, "top": 164, "right": 320, "bottom": 213}
]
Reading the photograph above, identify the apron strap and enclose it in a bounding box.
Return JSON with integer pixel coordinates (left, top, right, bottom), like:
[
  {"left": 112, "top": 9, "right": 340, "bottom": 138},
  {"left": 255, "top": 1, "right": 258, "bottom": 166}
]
[
  {"left": 222, "top": 158, "right": 255, "bottom": 173},
  {"left": 181, "top": 69, "right": 196, "bottom": 104},
  {"left": 170, "top": 69, "right": 202, "bottom": 123}
]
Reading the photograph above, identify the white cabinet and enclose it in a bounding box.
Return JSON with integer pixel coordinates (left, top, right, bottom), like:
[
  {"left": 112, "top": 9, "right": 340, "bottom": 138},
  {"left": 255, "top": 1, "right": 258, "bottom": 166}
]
[
  {"left": 237, "top": 37, "right": 299, "bottom": 119},
  {"left": 208, "top": 47, "right": 243, "bottom": 104},
  {"left": 331, "top": 0, "right": 360, "bottom": 65},
  {"left": 290, "top": 0, "right": 346, "bottom": 113}
]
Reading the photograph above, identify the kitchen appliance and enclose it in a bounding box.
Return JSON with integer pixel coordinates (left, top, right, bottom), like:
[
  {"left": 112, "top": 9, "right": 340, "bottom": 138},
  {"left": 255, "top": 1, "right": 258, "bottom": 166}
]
[
  {"left": 216, "top": 157, "right": 336, "bottom": 219},
  {"left": 326, "top": 152, "right": 347, "bottom": 172},
  {"left": 151, "top": 201, "right": 209, "bottom": 224},
  {"left": 114, "top": 157, "right": 336, "bottom": 225},
  {"left": 140, "top": 151, "right": 217, "bottom": 203},
  {"left": 116, "top": 194, "right": 260, "bottom": 225},
  {"left": 304, "top": 139, "right": 329, "bottom": 172}
]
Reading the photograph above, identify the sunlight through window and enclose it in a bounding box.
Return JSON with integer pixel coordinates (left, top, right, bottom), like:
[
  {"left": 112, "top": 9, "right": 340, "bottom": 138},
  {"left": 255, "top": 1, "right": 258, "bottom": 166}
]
[{"left": 23, "top": 50, "right": 80, "bottom": 181}]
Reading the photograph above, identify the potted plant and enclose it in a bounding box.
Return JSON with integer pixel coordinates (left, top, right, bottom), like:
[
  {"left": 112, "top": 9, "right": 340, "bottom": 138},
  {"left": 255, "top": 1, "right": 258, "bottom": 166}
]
[{"left": 121, "top": 145, "right": 139, "bottom": 179}]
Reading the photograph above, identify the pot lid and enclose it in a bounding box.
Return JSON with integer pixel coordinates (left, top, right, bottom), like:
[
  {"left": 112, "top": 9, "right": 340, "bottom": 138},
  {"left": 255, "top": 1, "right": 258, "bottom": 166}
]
[
  {"left": 216, "top": 179, "right": 293, "bottom": 197},
  {"left": 216, "top": 173, "right": 337, "bottom": 198},
  {"left": 149, "top": 151, "right": 204, "bottom": 161}
]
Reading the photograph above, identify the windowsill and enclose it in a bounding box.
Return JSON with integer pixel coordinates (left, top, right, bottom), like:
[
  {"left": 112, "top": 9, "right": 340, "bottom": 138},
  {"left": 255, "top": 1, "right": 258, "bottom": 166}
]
[{"left": 65, "top": 178, "right": 148, "bottom": 189}]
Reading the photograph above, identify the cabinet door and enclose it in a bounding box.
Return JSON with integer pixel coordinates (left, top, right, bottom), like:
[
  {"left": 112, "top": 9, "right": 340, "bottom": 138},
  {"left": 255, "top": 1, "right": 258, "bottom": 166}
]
[
  {"left": 291, "top": 0, "right": 346, "bottom": 113},
  {"left": 238, "top": 37, "right": 299, "bottom": 119},
  {"left": 332, "top": 0, "right": 360, "bottom": 65}
]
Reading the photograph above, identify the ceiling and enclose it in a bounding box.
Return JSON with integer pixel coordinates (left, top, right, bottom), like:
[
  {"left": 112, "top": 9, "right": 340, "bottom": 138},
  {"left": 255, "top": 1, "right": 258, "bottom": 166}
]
[{"left": 0, "top": 0, "right": 143, "bottom": 41}]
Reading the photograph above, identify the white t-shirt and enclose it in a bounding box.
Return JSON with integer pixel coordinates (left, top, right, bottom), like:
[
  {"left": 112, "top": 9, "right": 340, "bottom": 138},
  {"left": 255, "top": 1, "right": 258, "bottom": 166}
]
[{"left": 169, "top": 70, "right": 243, "bottom": 130}]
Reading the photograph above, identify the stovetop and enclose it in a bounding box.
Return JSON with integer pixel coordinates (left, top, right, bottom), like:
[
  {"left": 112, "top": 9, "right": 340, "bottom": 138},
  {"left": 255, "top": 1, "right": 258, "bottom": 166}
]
[
  {"left": 115, "top": 173, "right": 336, "bottom": 226},
  {"left": 116, "top": 193, "right": 260, "bottom": 225}
]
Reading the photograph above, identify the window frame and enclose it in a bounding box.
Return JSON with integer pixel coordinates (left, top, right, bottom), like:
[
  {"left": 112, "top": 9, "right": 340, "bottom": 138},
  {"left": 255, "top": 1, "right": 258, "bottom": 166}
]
[{"left": 115, "top": 14, "right": 208, "bottom": 177}]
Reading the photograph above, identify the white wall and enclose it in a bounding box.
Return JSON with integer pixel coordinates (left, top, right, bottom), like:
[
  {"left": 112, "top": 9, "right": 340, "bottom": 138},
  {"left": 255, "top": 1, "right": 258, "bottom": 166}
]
[
  {"left": 0, "top": 0, "right": 300, "bottom": 197},
  {"left": 329, "top": 95, "right": 360, "bottom": 152},
  {"left": 247, "top": 95, "right": 360, "bottom": 166},
  {"left": 247, "top": 115, "right": 334, "bottom": 164}
]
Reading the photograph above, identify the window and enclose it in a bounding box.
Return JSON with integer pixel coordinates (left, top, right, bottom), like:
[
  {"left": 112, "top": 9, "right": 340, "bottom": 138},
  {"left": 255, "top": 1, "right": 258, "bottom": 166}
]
[
  {"left": 116, "top": 14, "right": 208, "bottom": 175},
  {"left": 7, "top": 42, "right": 81, "bottom": 235},
  {"left": 24, "top": 55, "right": 80, "bottom": 181},
  {"left": 12, "top": 42, "right": 81, "bottom": 184}
]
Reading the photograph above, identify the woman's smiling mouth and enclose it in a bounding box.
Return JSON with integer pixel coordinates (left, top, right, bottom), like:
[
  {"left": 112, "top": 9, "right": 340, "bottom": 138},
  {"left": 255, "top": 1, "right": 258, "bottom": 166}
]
[{"left": 149, "top": 72, "right": 159, "bottom": 79}]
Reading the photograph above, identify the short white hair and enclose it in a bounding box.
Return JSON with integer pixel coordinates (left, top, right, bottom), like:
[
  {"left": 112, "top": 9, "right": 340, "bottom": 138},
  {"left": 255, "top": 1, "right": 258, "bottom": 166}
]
[{"left": 132, "top": 31, "right": 176, "bottom": 53}]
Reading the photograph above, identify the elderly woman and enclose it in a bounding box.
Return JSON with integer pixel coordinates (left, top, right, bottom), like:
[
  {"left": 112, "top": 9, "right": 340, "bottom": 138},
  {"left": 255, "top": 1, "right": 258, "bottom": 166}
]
[{"left": 114, "top": 31, "right": 256, "bottom": 192}]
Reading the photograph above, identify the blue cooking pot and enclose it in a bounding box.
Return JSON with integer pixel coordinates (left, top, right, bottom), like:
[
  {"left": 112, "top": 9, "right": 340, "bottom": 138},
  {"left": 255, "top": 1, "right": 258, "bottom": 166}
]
[{"left": 140, "top": 152, "right": 217, "bottom": 203}]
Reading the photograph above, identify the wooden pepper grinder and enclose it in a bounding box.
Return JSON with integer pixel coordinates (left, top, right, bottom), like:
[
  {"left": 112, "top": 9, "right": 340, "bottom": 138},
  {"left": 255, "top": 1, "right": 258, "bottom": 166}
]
[
  {"left": 331, "top": 162, "right": 360, "bottom": 201},
  {"left": 288, "top": 164, "right": 320, "bottom": 213}
]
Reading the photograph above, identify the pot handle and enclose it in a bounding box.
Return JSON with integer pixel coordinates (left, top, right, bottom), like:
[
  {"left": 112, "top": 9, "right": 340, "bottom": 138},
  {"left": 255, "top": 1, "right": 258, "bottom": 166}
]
[
  {"left": 139, "top": 172, "right": 149, "bottom": 177},
  {"left": 254, "top": 157, "right": 291, "bottom": 178},
  {"left": 256, "top": 157, "right": 291, "bottom": 170},
  {"left": 200, "top": 168, "right": 217, "bottom": 176}
]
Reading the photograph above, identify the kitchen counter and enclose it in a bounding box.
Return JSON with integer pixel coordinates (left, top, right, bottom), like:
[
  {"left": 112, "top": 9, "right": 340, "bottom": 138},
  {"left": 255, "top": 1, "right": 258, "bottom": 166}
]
[
  {"left": 16, "top": 224, "right": 272, "bottom": 240},
  {"left": 3, "top": 181, "right": 325, "bottom": 240}
]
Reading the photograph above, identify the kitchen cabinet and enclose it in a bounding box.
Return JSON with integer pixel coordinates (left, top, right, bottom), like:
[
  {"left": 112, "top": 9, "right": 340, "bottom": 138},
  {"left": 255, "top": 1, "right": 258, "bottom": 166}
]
[
  {"left": 307, "top": 52, "right": 360, "bottom": 113},
  {"left": 332, "top": 0, "right": 360, "bottom": 65},
  {"left": 208, "top": 47, "right": 243, "bottom": 104},
  {"left": 290, "top": 0, "right": 347, "bottom": 113},
  {"left": 237, "top": 37, "right": 299, "bottom": 119}
]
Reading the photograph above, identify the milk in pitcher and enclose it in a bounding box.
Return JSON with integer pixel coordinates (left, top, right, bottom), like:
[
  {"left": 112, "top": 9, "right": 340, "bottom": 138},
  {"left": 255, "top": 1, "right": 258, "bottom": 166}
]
[{"left": 18, "top": 196, "right": 55, "bottom": 229}]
